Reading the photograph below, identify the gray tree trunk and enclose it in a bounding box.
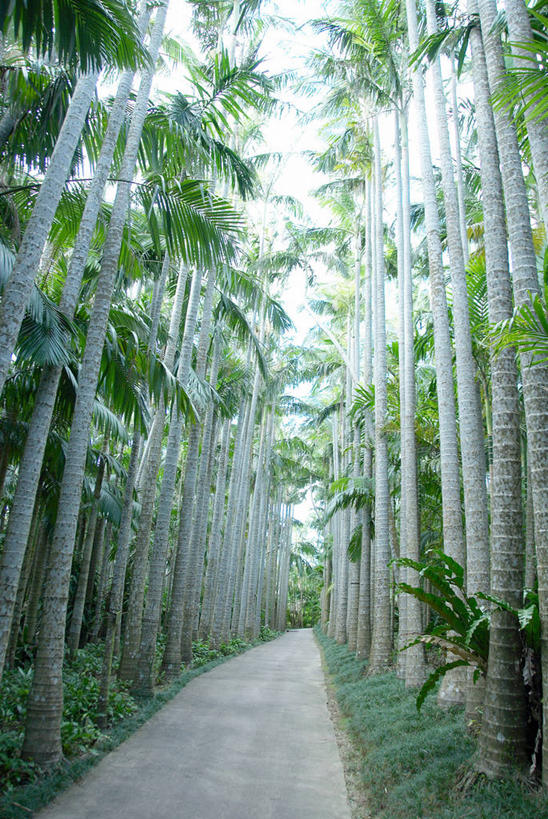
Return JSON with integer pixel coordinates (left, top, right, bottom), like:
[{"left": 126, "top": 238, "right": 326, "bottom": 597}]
[
  {"left": 401, "top": 111, "right": 425, "bottom": 686},
  {"left": 97, "top": 433, "right": 141, "bottom": 726},
  {"left": 198, "top": 416, "right": 232, "bottom": 639},
  {"left": 470, "top": 2, "right": 531, "bottom": 775},
  {"left": 67, "top": 453, "right": 106, "bottom": 653},
  {"left": 368, "top": 118, "right": 393, "bottom": 674},
  {"left": 504, "top": 0, "right": 548, "bottom": 227},
  {"left": 0, "top": 71, "right": 99, "bottom": 395},
  {"left": 119, "top": 262, "right": 199, "bottom": 683},
  {"left": 21, "top": 2, "right": 169, "bottom": 765},
  {"left": 405, "top": 0, "right": 466, "bottom": 574}
]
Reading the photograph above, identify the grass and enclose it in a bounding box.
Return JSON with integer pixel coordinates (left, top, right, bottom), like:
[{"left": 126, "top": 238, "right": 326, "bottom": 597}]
[
  {"left": 0, "top": 627, "right": 281, "bottom": 818},
  {"left": 315, "top": 626, "right": 548, "bottom": 818}
]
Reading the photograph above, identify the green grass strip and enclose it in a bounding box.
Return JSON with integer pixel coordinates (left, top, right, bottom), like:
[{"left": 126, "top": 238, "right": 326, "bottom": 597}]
[
  {"left": 0, "top": 634, "right": 279, "bottom": 818},
  {"left": 315, "top": 626, "right": 548, "bottom": 818}
]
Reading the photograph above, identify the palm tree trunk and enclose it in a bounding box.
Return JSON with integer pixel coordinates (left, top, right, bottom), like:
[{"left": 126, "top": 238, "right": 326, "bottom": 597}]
[
  {"left": 425, "top": 0, "right": 489, "bottom": 706},
  {"left": 400, "top": 110, "right": 425, "bottom": 686},
  {"left": 449, "top": 56, "right": 469, "bottom": 262},
  {"left": 21, "top": 2, "right": 169, "bottom": 765},
  {"left": 357, "top": 182, "right": 374, "bottom": 660},
  {"left": 468, "top": 8, "right": 528, "bottom": 773},
  {"left": 525, "top": 464, "right": 536, "bottom": 590},
  {"left": 97, "top": 433, "right": 141, "bottom": 726},
  {"left": 395, "top": 112, "right": 408, "bottom": 680},
  {"left": 130, "top": 272, "right": 211, "bottom": 693},
  {"left": 6, "top": 505, "right": 40, "bottom": 668},
  {"left": 161, "top": 273, "right": 217, "bottom": 676},
  {"left": 212, "top": 331, "right": 264, "bottom": 646},
  {"left": 174, "top": 275, "right": 218, "bottom": 666},
  {"left": 405, "top": 0, "right": 466, "bottom": 572},
  {"left": 476, "top": 0, "right": 548, "bottom": 779},
  {"left": 119, "top": 263, "right": 199, "bottom": 683},
  {"left": 209, "top": 397, "right": 249, "bottom": 648},
  {"left": 198, "top": 416, "right": 232, "bottom": 639},
  {"left": 189, "top": 411, "right": 220, "bottom": 639},
  {"left": 0, "top": 71, "right": 99, "bottom": 395},
  {"left": 90, "top": 520, "right": 111, "bottom": 641},
  {"left": 503, "top": 0, "right": 548, "bottom": 227},
  {"left": 67, "top": 452, "right": 106, "bottom": 653},
  {"left": 24, "top": 522, "right": 49, "bottom": 647},
  {"left": 242, "top": 408, "right": 272, "bottom": 638},
  {"left": 368, "top": 117, "right": 392, "bottom": 675}
]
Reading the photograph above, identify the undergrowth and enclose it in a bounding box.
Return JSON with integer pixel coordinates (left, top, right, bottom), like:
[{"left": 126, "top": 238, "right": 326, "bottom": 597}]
[
  {"left": 0, "top": 626, "right": 280, "bottom": 816},
  {"left": 315, "top": 626, "right": 548, "bottom": 818}
]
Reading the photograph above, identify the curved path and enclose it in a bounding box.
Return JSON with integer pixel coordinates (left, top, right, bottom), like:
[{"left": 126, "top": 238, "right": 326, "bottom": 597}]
[{"left": 40, "top": 629, "right": 350, "bottom": 818}]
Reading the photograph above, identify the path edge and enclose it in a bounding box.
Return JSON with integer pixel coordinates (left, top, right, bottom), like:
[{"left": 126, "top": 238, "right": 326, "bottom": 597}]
[
  {"left": 313, "top": 627, "right": 371, "bottom": 819},
  {"left": 1, "top": 635, "right": 282, "bottom": 819}
]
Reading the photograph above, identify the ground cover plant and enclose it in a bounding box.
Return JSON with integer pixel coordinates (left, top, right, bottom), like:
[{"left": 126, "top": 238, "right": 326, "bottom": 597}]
[
  {"left": 0, "top": 629, "right": 280, "bottom": 817},
  {"left": 315, "top": 627, "right": 547, "bottom": 818}
]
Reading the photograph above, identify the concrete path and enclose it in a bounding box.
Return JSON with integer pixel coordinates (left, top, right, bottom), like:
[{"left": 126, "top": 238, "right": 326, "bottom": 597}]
[{"left": 40, "top": 629, "right": 350, "bottom": 818}]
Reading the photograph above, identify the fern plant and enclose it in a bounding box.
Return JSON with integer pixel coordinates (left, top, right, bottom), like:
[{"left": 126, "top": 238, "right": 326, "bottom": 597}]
[{"left": 393, "top": 551, "right": 540, "bottom": 710}]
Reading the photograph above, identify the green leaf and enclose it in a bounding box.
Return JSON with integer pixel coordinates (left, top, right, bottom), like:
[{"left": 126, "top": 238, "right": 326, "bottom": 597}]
[{"left": 416, "top": 660, "right": 469, "bottom": 711}]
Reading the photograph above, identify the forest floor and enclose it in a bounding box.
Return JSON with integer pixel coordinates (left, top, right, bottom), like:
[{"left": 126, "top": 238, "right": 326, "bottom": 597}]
[{"left": 37, "top": 629, "right": 351, "bottom": 818}]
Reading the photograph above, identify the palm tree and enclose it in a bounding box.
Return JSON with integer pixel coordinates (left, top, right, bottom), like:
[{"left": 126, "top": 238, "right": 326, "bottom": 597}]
[
  {"left": 198, "top": 415, "right": 232, "bottom": 639},
  {"left": 475, "top": 0, "right": 548, "bottom": 779},
  {"left": 367, "top": 117, "right": 392, "bottom": 674},
  {"left": 21, "top": 2, "right": 171, "bottom": 765},
  {"left": 503, "top": 0, "right": 548, "bottom": 227},
  {"left": 404, "top": 0, "right": 466, "bottom": 683},
  {"left": 0, "top": 0, "right": 146, "bottom": 396}
]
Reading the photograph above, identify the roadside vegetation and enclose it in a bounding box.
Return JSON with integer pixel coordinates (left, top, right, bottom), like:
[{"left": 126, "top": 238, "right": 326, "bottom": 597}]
[
  {"left": 317, "top": 628, "right": 545, "bottom": 818},
  {"left": 0, "top": 627, "right": 280, "bottom": 815}
]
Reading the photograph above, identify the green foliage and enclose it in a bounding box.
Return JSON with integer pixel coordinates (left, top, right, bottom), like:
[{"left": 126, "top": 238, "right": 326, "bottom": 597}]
[
  {"left": 316, "top": 627, "right": 546, "bottom": 818},
  {"left": 492, "top": 283, "right": 548, "bottom": 365},
  {"left": 0, "top": 0, "right": 148, "bottom": 72},
  {"left": 191, "top": 629, "right": 280, "bottom": 668},
  {"left": 0, "top": 644, "right": 136, "bottom": 792},
  {"left": 394, "top": 551, "right": 541, "bottom": 711},
  {"left": 0, "top": 632, "right": 281, "bottom": 813}
]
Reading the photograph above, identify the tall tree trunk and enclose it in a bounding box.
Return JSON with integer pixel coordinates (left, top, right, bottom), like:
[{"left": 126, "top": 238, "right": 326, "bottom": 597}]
[
  {"left": 175, "top": 275, "right": 218, "bottom": 666},
  {"left": 97, "top": 433, "right": 140, "bottom": 726},
  {"left": 209, "top": 397, "right": 249, "bottom": 648},
  {"left": 161, "top": 273, "right": 217, "bottom": 676},
  {"left": 130, "top": 272, "right": 212, "bottom": 693},
  {"left": 347, "top": 254, "right": 361, "bottom": 652},
  {"left": 405, "top": 0, "right": 466, "bottom": 569},
  {"left": 476, "top": 0, "right": 548, "bottom": 779},
  {"left": 90, "top": 520, "right": 111, "bottom": 641},
  {"left": 21, "top": 3, "right": 169, "bottom": 765},
  {"left": 24, "top": 522, "right": 49, "bottom": 647},
  {"left": 368, "top": 118, "right": 392, "bottom": 674},
  {"left": 67, "top": 451, "right": 106, "bottom": 653},
  {"left": 426, "top": 0, "right": 490, "bottom": 706},
  {"left": 504, "top": 0, "right": 548, "bottom": 227},
  {"left": 198, "top": 416, "right": 232, "bottom": 639},
  {"left": 119, "top": 262, "right": 198, "bottom": 683},
  {"left": 6, "top": 505, "right": 40, "bottom": 668},
  {"left": 357, "top": 182, "right": 374, "bottom": 660},
  {"left": 468, "top": 7, "right": 528, "bottom": 773},
  {"left": 0, "top": 71, "right": 99, "bottom": 394}
]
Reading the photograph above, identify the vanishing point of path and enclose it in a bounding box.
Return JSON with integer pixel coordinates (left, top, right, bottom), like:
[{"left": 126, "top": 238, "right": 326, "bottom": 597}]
[{"left": 40, "top": 629, "right": 351, "bottom": 818}]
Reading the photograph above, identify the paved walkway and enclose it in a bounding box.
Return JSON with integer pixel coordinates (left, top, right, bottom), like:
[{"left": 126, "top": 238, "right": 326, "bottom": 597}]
[{"left": 40, "top": 629, "right": 350, "bottom": 818}]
